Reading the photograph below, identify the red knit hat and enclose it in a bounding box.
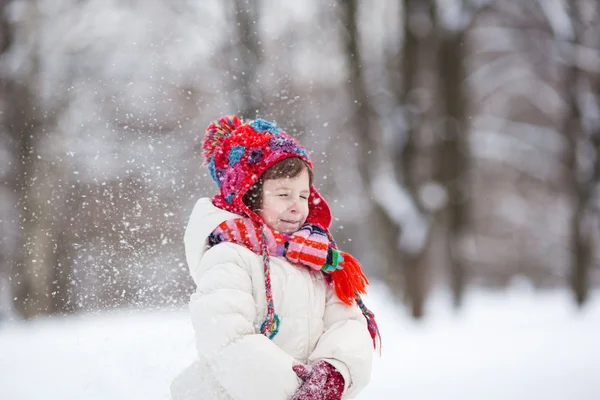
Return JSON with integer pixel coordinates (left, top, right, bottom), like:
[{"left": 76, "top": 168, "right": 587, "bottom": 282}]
[{"left": 202, "top": 115, "right": 332, "bottom": 230}]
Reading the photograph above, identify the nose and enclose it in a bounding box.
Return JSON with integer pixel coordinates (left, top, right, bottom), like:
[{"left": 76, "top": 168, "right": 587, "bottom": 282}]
[{"left": 289, "top": 198, "right": 300, "bottom": 214}]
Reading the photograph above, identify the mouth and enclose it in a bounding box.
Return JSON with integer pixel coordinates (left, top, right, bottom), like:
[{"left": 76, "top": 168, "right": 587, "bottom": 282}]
[{"left": 280, "top": 219, "right": 300, "bottom": 225}]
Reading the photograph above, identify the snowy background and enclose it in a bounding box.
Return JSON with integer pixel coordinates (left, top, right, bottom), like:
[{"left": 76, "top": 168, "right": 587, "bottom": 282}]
[
  {"left": 2, "top": 285, "right": 600, "bottom": 399},
  {"left": 1, "top": 0, "right": 600, "bottom": 399}
]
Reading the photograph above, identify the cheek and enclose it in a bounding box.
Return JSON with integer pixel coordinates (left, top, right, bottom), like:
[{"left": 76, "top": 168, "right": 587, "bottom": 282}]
[
  {"left": 261, "top": 198, "right": 285, "bottom": 219},
  {"left": 301, "top": 202, "right": 309, "bottom": 216}
]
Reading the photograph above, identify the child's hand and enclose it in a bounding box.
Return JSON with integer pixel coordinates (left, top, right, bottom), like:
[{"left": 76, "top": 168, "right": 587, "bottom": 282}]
[
  {"left": 286, "top": 225, "right": 329, "bottom": 271},
  {"left": 291, "top": 361, "right": 344, "bottom": 400}
]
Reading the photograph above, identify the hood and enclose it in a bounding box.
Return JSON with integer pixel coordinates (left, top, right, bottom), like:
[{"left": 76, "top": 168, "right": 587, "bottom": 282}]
[{"left": 184, "top": 197, "right": 239, "bottom": 284}]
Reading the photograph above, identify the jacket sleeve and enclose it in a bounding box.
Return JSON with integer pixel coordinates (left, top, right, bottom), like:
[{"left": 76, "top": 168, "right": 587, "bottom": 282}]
[
  {"left": 189, "top": 242, "right": 301, "bottom": 400},
  {"left": 307, "top": 283, "right": 374, "bottom": 399}
]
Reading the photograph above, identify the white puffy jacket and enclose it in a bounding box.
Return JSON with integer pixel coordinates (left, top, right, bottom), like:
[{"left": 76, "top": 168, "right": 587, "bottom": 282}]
[{"left": 170, "top": 198, "right": 373, "bottom": 400}]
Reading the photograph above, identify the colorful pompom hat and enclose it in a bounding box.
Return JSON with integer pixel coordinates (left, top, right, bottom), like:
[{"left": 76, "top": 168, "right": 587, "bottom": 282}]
[{"left": 202, "top": 115, "right": 332, "bottom": 231}]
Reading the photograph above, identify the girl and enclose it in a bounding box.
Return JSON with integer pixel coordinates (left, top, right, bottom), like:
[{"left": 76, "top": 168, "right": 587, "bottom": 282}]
[{"left": 170, "top": 116, "right": 380, "bottom": 400}]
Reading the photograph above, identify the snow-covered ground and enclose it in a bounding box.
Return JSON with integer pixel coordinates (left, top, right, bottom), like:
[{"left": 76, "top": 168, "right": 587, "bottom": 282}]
[{"left": 1, "top": 283, "right": 599, "bottom": 400}]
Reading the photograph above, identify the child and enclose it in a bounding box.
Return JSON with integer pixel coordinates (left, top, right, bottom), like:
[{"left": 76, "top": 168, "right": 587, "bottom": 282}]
[{"left": 170, "top": 116, "right": 380, "bottom": 400}]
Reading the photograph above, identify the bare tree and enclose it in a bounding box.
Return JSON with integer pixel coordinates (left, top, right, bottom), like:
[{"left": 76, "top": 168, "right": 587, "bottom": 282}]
[
  {"left": 0, "top": 0, "right": 13, "bottom": 320},
  {"left": 1, "top": 0, "right": 48, "bottom": 317},
  {"left": 229, "top": 0, "right": 263, "bottom": 119},
  {"left": 384, "top": 0, "right": 481, "bottom": 311},
  {"left": 1, "top": 0, "right": 67, "bottom": 317},
  {"left": 336, "top": 0, "right": 410, "bottom": 312},
  {"left": 433, "top": 1, "right": 479, "bottom": 307},
  {"left": 561, "top": 0, "right": 598, "bottom": 305},
  {"left": 495, "top": 0, "right": 600, "bottom": 300},
  {"left": 337, "top": 0, "right": 438, "bottom": 317},
  {"left": 392, "top": 0, "right": 439, "bottom": 317}
]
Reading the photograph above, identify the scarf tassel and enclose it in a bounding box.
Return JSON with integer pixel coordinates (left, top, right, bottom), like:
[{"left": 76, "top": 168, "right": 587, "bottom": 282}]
[
  {"left": 330, "top": 251, "right": 369, "bottom": 306},
  {"left": 366, "top": 313, "right": 382, "bottom": 353},
  {"left": 356, "top": 296, "right": 382, "bottom": 353}
]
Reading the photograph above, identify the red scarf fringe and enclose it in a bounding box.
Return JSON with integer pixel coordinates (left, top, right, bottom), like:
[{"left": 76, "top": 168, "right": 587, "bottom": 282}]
[{"left": 331, "top": 252, "right": 369, "bottom": 306}]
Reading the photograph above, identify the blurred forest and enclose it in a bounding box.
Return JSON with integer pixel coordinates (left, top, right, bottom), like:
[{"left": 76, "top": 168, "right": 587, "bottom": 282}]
[{"left": 0, "top": 0, "right": 599, "bottom": 320}]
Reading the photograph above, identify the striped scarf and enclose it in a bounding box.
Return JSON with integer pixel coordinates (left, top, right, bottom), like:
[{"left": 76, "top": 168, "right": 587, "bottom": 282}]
[{"left": 209, "top": 217, "right": 381, "bottom": 351}]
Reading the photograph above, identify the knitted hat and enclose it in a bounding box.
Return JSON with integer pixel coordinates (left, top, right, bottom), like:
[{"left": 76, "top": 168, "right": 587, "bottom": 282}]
[
  {"left": 202, "top": 115, "right": 332, "bottom": 338},
  {"left": 202, "top": 115, "right": 332, "bottom": 230}
]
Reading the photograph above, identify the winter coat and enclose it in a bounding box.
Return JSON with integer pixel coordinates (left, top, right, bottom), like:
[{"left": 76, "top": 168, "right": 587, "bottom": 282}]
[{"left": 170, "top": 198, "right": 373, "bottom": 400}]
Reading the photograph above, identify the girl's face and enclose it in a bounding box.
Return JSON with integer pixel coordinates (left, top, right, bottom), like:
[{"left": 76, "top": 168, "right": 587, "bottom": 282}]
[{"left": 258, "top": 167, "right": 310, "bottom": 234}]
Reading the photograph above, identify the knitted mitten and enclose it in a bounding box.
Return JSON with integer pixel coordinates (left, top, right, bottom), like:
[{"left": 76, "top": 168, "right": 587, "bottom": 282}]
[
  {"left": 291, "top": 361, "right": 345, "bottom": 400},
  {"left": 285, "top": 224, "right": 330, "bottom": 271}
]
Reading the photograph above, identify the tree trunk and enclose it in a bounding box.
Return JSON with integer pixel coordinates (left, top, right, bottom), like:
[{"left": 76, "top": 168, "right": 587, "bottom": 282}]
[
  {"left": 0, "top": 0, "right": 13, "bottom": 320},
  {"left": 20, "top": 157, "right": 58, "bottom": 316},
  {"left": 231, "top": 0, "right": 263, "bottom": 119},
  {"left": 392, "top": 0, "right": 438, "bottom": 317},
  {"left": 3, "top": 0, "right": 57, "bottom": 318},
  {"left": 436, "top": 29, "right": 470, "bottom": 308},
  {"left": 397, "top": 0, "right": 420, "bottom": 199},
  {"left": 337, "top": 0, "right": 411, "bottom": 311},
  {"left": 563, "top": 1, "right": 592, "bottom": 306},
  {"left": 564, "top": 81, "right": 591, "bottom": 306}
]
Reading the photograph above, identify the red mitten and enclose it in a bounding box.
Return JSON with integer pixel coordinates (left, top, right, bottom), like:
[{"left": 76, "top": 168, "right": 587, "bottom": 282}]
[
  {"left": 292, "top": 363, "right": 312, "bottom": 381},
  {"left": 322, "top": 367, "right": 345, "bottom": 400},
  {"left": 291, "top": 361, "right": 345, "bottom": 400}
]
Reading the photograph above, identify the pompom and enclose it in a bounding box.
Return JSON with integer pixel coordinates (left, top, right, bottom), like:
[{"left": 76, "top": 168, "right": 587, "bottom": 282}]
[{"left": 202, "top": 115, "right": 243, "bottom": 165}]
